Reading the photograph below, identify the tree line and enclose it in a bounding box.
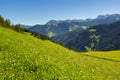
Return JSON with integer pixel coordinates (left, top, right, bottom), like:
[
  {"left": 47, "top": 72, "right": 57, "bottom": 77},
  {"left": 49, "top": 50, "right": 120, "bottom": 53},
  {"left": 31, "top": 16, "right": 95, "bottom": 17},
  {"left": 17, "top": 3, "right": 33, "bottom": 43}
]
[
  {"left": 0, "top": 15, "right": 24, "bottom": 33},
  {"left": 0, "top": 15, "right": 50, "bottom": 40}
]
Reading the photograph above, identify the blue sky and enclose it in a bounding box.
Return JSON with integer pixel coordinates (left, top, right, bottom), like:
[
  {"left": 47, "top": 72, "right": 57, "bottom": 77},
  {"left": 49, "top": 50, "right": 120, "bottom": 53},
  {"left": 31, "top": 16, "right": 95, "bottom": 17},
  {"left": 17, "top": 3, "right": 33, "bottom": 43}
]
[{"left": 0, "top": 0, "right": 120, "bottom": 25}]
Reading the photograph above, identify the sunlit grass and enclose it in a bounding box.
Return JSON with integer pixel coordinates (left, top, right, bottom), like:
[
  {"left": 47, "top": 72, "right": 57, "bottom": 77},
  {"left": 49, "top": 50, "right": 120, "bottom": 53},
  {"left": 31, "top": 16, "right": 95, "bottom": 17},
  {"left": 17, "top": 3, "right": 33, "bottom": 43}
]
[
  {"left": 85, "top": 51, "right": 120, "bottom": 61},
  {"left": 0, "top": 27, "right": 120, "bottom": 80}
]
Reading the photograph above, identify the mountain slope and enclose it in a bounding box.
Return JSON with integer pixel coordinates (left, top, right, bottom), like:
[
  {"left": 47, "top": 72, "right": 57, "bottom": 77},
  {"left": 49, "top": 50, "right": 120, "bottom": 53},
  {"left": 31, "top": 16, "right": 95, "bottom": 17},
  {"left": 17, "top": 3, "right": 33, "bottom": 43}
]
[
  {"left": 52, "top": 14, "right": 120, "bottom": 43},
  {"left": 51, "top": 28, "right": 84, "bottom": 44},
  {"left": 29, "top": 22, "right": 88, "bottom": 38},
  {"left": 0, "top": 27, "right": 120, "bottom": 80},
  {"left": 64, "top": 20, "right": 120, "bottom": 51},
  {"left": 29, "top": 14, "right": 120, "bottom": 37}
]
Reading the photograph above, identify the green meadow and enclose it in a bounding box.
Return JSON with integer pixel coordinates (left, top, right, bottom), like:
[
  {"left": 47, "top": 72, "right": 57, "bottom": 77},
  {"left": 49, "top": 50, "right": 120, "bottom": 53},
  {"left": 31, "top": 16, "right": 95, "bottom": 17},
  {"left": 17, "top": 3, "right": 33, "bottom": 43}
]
[{"left": 0, "top": 27, "right": 120, "bottom": 80}]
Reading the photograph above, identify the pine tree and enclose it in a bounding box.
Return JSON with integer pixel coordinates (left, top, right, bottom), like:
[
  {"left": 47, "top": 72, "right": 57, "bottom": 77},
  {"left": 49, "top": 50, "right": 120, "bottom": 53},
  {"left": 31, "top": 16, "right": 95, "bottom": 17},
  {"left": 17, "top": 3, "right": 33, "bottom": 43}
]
[
  {"left": 0, "top": 16, "right": 5, "bottom": 27},
  {"left": 15, "top": 24, "right": 24, "bottom": 33}
]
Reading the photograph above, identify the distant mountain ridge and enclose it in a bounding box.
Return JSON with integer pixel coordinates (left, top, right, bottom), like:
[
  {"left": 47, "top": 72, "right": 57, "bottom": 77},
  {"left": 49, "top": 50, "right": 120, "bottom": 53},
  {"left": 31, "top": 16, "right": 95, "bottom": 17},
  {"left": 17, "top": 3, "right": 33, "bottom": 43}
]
[
  {"left": 45, "top": 19, "right": 84, "bottom": 26},
  {"left": 20, "top": 24, "right": 32, "bottom": 29},
  {"left": 21, "top": 14, "right": 120, "bottom": 38},
  {"left": 46, "top": 14, "right": 120, "bottom": 25}
]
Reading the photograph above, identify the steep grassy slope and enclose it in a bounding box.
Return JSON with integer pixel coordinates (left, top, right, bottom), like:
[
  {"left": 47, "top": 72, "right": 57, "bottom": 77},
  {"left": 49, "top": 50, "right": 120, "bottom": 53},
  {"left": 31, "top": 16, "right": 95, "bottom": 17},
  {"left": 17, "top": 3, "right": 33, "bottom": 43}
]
[{"left": 0, "top": 27, "right": 120, "bottom": 80}]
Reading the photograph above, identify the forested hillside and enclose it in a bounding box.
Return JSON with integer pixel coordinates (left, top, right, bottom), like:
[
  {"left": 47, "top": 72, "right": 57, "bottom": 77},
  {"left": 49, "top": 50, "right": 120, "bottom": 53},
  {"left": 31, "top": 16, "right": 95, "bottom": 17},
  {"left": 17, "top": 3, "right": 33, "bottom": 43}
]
[{"left": 64, "top": 21, "right": 120, "bottom": 51}]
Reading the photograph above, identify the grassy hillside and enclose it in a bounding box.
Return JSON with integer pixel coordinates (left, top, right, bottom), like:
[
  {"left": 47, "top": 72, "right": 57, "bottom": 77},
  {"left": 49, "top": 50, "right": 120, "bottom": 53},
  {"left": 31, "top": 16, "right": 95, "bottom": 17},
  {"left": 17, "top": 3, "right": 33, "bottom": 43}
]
[
  {"left": 85, "top": 51, "right": 120, "bottom": 62},
  {"left": 0, "top": 27, "right": 120, "bottom": 80}
]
